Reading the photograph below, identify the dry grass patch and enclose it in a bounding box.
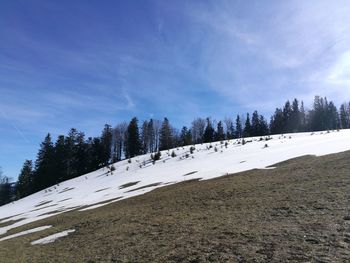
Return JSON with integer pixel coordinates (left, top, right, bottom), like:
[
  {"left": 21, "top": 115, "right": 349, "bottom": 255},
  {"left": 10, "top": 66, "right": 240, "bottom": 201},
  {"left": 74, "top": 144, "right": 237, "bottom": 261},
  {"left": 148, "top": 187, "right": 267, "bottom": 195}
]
[{"left": 1, "top": 151, "right": 350, "bottom": 262}]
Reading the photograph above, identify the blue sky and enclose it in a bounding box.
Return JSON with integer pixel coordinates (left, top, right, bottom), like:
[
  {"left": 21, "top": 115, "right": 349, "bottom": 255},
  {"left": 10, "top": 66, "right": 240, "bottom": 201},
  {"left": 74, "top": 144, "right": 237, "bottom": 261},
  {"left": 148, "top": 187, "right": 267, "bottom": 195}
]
[{"left": 1, "top": 0, "right": 350, "bottom": 179}]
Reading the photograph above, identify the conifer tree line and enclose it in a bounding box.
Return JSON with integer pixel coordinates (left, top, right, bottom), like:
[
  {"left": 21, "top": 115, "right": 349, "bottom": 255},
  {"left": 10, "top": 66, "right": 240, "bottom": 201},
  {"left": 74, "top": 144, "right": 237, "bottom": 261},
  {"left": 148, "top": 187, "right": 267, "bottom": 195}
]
[{"left": 0, "top": 95, "right": 349, "bottom": 204}]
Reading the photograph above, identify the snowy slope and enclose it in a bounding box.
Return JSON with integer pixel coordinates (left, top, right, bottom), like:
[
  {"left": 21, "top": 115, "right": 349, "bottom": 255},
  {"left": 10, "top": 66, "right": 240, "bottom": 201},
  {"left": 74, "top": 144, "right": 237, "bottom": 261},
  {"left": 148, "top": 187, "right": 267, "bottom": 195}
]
[{"left": 1, "top": 129, "right": 350, "bottom": 238}]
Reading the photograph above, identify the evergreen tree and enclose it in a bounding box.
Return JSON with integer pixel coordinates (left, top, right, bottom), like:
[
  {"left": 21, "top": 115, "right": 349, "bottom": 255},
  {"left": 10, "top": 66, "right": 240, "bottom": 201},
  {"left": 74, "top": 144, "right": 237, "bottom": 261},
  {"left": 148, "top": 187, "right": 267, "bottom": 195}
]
[
  {"left": 215, "top": 121, "right": 225, "bottom": 141},
  {"left": 75, "top": 131, "right": 89, "bottom": 175},
  {"left": 88, "top": 137, "right": 104, "bottom": 170},
  {"left": 203, "top": 118, "right": 215, "bottom": 143},
  {"left": 0, "top": 167, "right": 12, "bottom": 205},
  {"left": 125, "top": 117, "right": 142, "bottom": 158},
  {"left": 53, "top": 135, "right": 68, "bottom": 182},
  {"left": 251, "top": 111, "right": 260, "bottom": 136},
  {"left": 259, "top": 115, "right": 269, "bottom": 135},
  {"left": 300, "top": 101, "right": 306, "bottom": 131},
  {"left": 340, "top": 103, "right": 350, "bottom": 129},
  {"left": 283, "top": 100, "right": 292, "bottom": 132},
  {"left": 100, "top": 124, "right": 113, "bottom": 166},
  {"left": 243, "top": 113, "right": 251, "bottom": 137},
  {"left": 16, "top": 160, "right": 33, "bottom": 198},
  {"left": 291, "top": 98, "right": 300, "bottom": 132},
  {"left": 159, "top": 118, "right": 173, "bottom": 151},
  {"left": 270, "top": 108, "right": 284, "bottom": 134},
  {"left": 325, "top": 101, "right": 338, "bottom": 129},
  {"left": 32, "top": 133, "right": 55, "bottom": 191},
  {"left": 180, "top": 126, "right": 192, "bottom": 146},
  {"left": 235, "top": 115, "right": 243, "bottom": 138}
]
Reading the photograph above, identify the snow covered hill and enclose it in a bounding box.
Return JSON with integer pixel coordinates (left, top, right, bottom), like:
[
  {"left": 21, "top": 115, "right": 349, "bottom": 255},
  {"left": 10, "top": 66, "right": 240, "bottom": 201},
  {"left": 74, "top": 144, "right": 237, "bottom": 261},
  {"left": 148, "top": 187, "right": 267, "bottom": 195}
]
[{"left": 1, "top": 129, "right": 350, "bottom": 242}]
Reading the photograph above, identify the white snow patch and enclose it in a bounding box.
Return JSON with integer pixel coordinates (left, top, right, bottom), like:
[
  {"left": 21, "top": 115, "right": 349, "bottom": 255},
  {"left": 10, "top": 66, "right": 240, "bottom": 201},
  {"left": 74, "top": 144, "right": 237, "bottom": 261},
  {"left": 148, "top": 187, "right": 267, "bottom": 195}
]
[
  {"left": 1, "top": 129, "right": 350, "bottom": 235},
  {"left": 0, "top": 225, "right": 52, "bottom": 242},
  {"left": 31, "top": 229, "right": 75, "bottom": 245}
]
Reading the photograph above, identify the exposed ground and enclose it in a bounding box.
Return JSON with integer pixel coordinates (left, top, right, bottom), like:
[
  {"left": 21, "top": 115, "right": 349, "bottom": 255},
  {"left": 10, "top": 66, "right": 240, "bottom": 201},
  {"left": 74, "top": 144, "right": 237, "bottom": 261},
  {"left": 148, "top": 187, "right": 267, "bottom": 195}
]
[{"left": 1, "top": 151, "right": 350, "bottom": 262}]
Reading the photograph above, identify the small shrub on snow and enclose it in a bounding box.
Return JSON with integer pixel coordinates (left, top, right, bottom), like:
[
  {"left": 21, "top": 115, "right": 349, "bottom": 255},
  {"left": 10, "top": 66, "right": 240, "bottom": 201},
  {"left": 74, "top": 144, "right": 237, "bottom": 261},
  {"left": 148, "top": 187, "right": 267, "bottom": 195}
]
[
  {"left": 190, "top": 146, "right": 195, "bottom": 154},
  {"left": 171, "top": 150, "right": 176, "bottom": 158}
]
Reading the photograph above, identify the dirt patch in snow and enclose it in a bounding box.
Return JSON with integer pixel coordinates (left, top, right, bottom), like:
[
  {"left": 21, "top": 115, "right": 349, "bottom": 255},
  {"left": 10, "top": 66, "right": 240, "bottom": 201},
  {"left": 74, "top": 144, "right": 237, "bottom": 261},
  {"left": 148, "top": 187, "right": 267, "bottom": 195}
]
[
  {"left": 58, "top": 187, "right": 75, "bottom": 194},
  {"left": 119, "top": 181, "right": 140, "bottom": 189},
  {"left": 94, "top": 188, "right": 111, "bottom": 193},
  {"left": 183, "top": 171, "right": 198, "bottom": 176},
  {"left": 34, "top": 201, "right": 53, "bottom": 207}
]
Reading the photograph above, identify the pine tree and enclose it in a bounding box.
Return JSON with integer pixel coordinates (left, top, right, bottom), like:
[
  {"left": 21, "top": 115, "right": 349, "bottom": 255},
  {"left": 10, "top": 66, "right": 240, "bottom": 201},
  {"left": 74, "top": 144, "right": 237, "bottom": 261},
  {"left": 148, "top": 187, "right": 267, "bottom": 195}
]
[
  {"left": 243, "top": 113, "right": 251, "bottom": 137},
  {"left": 203, "top": 118, "right": 215, "bottom": 143},
  {"left": 270, "top": 108, "right": 284, "bottom": 134},
  {"left": 215, "top": 121, "right": 225, "bottom": 141},
  {"left": 16, "top": 160, "right": 33, "bottom": 198},
  {"left": 291, "top": 98, "right": 300, "bottom": 132},
  {"left": 0, "top": 167, "right": 12, "bottom": 205},
  {"left": 100, "top": 124, "right": 113, "bottom": 166},
  {"left": 159, "top": 118, "right": 173, "bottom": 151},
  {"left": 283, "top": 100, "right": 292, "bottom": 132},
  {"left": 180, "top": 126, "right": 192, "bottom": 146},
  {"left": 251, "top": 111, "right": 260, "bottom": 136},
  {"left": 32, "top": 133, "right": 55, "bottom": 191},
  {"left": 75, "top": 131, "right": 89, "bottom": 175},
  {"left": 258, "top": 115, "right": 269, "bottom": 135},
  {"left": 125, "top": 117, "right": 142, "bottom": 158},
  {"left": 340, "top": 103, "right": 350, "bottom": 129}
]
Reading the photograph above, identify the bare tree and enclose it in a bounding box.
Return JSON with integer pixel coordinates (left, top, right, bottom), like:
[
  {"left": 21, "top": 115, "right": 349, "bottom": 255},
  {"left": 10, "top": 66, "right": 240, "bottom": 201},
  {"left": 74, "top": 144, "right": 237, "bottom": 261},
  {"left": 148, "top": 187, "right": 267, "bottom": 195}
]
[
  {"left": 191, "top": 118, "right": 206, "bottom": 144},
  {"left": 224, "top": 117, "right": 235, "bottom": 139},
  {"left": 113, "top": 122, "right": 128, "bottom": 161},
  {"left": 152, "top": 119, "right": 161, "bottom": 152}
]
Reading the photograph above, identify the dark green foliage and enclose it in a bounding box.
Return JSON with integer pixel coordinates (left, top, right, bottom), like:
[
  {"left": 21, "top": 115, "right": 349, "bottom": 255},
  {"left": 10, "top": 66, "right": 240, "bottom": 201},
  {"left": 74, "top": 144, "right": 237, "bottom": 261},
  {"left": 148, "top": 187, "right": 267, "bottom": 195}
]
[
  {"left": 100, "top": 124, "right": 113, "bottom": 166},
  {"left": 180, "top": 126, "right": 192, "bottom": 146},
  {"left": 235, "top": 115, "right": 243, "bottom": 138},
  {"left": 32, "top": 133, "right": 55, "bottom": 192},
  {"left": 159, "top": 118, "right": 173, "bottom": 151},
  {"left": 13, "top": 95, "right": 349, "bottom": 201},
  {"left": 243, "top": 114, "right": 251, "bottom": 137},
  {"left": 340, "top": 103, "right": 350, "bottom": 129},
  {"left": 16, "top": 160, "right": 33, "bottom": 198},
  {"left": 151, "top": 151, "right": 161, "bottom": 162},
  {"left": 190, "top": 146, "right": 195, "bottom": 154},
  {"left": 125, "top": 117, "right": 142, "bottom": 158},
  {"left": 0, "top": 168, "right": 13, "bottom": 206},
  {"left": 215, "top": 121, "right": 225, "bottom": 141},
  {"left": 203, "top": 118, "right": 215, "bottom": 143}
]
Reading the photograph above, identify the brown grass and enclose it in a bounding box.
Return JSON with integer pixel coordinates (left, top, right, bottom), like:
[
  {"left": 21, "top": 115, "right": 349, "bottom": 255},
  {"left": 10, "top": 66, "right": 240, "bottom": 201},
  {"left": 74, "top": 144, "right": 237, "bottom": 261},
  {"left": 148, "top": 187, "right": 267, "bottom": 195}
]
[{"left": 1, "top": 151, "right": 350, "bottom": 262}]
